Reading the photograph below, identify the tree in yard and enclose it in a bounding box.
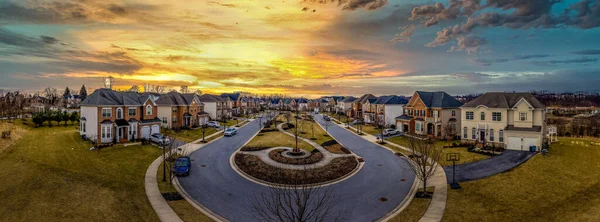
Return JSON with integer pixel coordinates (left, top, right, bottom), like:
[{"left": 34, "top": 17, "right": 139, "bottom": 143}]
[
  {"left": 62, "top": 111, "right": 70, "bottom": 126},
  {"left": 405, "top": 137, "right": 444, "bottom": 198},
  {"left": 248, "top": 173, "right": 347, "bottom": 222},
  {"left": 80, "top": 85, "right": 88, "bottom": 101},
  {"left": 45, "top": 112, "right": 54, "bottom": 127},
  {"left": 70, "top": 112, "right": 79, "bottom": 125},
  {"left": 162, "top": 136, "right": 177, "bottom": 182},
  {"left": 289, "top": 109, "right": 304, "bottom": 153},
  {"left": 443, "top": 122, "right": 457, "bottom": 141},
  {"left": 307, "top": 114, "right": 316, "bottom": 140},
  {"left": 32, "top": 113, "right": 44, "bottom": 127}
]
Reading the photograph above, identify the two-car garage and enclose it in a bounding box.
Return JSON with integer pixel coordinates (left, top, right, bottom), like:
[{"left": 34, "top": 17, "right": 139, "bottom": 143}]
[{"left": 506, "top": 137, "right": 539, "bottom": 151}]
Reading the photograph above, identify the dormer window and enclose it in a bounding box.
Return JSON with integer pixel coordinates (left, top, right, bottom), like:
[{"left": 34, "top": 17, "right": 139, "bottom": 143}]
[
  {"left": 146, "top": 105, "right": 153, "bottom": 115},
  {"left": 519, "top": 112, "right": 527, "bottom": 121}
]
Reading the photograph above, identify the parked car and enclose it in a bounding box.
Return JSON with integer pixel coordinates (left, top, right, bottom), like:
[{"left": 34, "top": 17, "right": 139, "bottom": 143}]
[
  {"left": 383, "top": 129, "right": 399, "bottom": 136},
  {"left": 224, "top": 127, "right": 237, "bottom": 136},
  {"left": 324, "top": 116, "right": 331, "bottom": 121},
  {"left": 207, "top": 121, "right": 220, "bottom": 128},
  {"left": 173, "top": 156, "right": 191, "bottom": 176},
  {"left": 150, "top": 133, "right": 170, "bottom": 145}
]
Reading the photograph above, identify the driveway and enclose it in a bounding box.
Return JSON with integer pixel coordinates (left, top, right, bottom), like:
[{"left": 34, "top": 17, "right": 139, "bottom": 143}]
[
  {"left": 443, "top": 150, "right": 537, "bottom": 183},
  {"left": 178, "top": 115, "right": 416, "bottom": 222}
]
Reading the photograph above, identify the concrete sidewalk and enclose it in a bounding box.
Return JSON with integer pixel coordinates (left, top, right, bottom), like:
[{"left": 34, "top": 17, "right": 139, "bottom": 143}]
[
  {"left": 144, "top": 125, "right": 229, "bottom": 222},
  {"left": 329, "top": 117, "right": 447, "bottom": 222}
]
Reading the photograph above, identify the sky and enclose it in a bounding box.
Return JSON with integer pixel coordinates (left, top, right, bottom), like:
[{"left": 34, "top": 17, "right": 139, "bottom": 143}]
[{"left": 0, "top": 0, "right": 599, "bottom": 98}]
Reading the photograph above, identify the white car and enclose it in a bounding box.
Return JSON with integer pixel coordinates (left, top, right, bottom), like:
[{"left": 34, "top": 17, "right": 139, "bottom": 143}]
[
  {"left": 224, "top": 127, "right": 237, "bottom": 137},
  {"left": 382, "top": 129, "right": 399, "bottom": 136},
  {"left": 207, "top": 121, "right": 220, "bottom": 128},
  {"left": 150, "top": 133, "right": 170, "bottom": 145}
]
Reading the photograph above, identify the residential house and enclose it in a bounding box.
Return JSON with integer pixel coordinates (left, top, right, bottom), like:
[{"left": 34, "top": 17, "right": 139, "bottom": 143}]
[
  {"left": 199, "top": 94, "right": 226, "bottom": 120},
  {"left": 354, "top": 94, "right": 377, "bottom": 120},
  {"left": 156, "top": 92, "right": 209, "bottom": 129},
  {"left": 220, "top": 93, "right": 241, "bottom": 116},
  {"left": 395, "top": 91, "right": 462, "bottom": 138},
  {"left": 461, "top": 92, "right": 547, "bottom": 150},
  {"left": 296, "top": 98, "right": 309, "bottom": 111},
  {"left": 63, "top": 93, "right": 82, "bottom": 108},
  {"left": 80, "top": 89, "right": 161, "bottom": 144},
  {"left": 364, "top": 95, "right": 407, "bottom": 127},
  {"left": 338, "top": 96, "right": 356, "bottom": 116}
]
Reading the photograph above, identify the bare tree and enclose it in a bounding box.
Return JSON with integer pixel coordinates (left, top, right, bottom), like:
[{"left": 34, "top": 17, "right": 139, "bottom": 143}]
[
  {"left": 128, "top": 85, "right": 140, "bottom": 92},
  {"left": 180, "top": 86, "right": 189, "bottom": 94},
  {"left": 44, "top": 87, "right": 59, "bottom": 106},
  {"left": 406, "top": 137, "right": 444, "bottom": 198},
  {"left": 288, "top": 109, "right": 304, "bottom": 153},
  {"left": 248, "top": 175, "right": 346, "bottom": 222},
  {"left": 443, "top": 122, "right": 456, "bottom": 141}
]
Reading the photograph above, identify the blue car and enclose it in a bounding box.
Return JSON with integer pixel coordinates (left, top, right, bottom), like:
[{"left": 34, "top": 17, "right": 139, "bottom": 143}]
[{"left": 173, "top": 156, "right": 191, "bottom": 176}]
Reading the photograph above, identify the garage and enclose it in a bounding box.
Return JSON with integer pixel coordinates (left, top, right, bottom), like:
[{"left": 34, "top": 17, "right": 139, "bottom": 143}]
[
  {"left": 151, "top": 125, "right": 160, "bottom": 135},
  {"left": 141, "top": 126, "right": 150, "bottom": 139},
  {"left": 507, "top": 137, "right": 539, "bottom": 151}
]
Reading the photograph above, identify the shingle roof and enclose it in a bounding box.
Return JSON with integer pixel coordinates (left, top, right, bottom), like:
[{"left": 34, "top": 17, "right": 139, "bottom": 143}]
[
  {"left": 395, "top": 115, "right": 413, "bottom": 120},
  {"left": 296, "top": 98, "right": 309, "bottom": 103},
  {"left": 81, "top": 88, "right": 152, "bottom": 106},
  {"left": 155, "top": 92, "right": 199, "bottom": 106},
  {"left": 220, "top": 93, "right": 240, "bottom": 101},
  {"left": 356, "top": 94, "right": 377, "bottom": 104},
  {"left": 415, "top": 91, "right": 462, "bottom": 108},
  {"left": 341, "top": 96, "right": 357, "bottom": 103},
  {"left": 461, "top": 92, "right": 545, "bottom": 109},
  {"left": 198, "top": 94, "right": 223, "bottom": 102}
]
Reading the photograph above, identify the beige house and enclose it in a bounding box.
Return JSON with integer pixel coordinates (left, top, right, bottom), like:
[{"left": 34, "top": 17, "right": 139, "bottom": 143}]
[{"left": 461, "top": 92, "right": 546, "bottom": 151}]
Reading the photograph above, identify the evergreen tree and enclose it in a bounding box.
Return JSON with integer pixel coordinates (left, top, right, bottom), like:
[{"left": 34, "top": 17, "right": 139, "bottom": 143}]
[
  {"left": 63, "top": 86, "right": 70, "bottom": 97},
  {"left": 80, "top": 85, "right": 87, "bottom": 101}
]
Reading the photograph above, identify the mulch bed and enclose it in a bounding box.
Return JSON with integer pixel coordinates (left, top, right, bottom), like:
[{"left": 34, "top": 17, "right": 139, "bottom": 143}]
[
  {"left": 234, "top": 154, "right": 358, "bottom": 185},
  {"left": 269, "top": 149, "right": 323, "bottom": 165},
  {"left": 240, "top": 146, "right": 270, "bottom": 151},
  {"left": 321, "top": 140, "right": 351, "bottom": 154}
]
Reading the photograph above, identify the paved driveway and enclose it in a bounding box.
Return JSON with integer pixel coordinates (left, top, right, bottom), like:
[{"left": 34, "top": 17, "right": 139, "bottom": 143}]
[
  {"left": 178, "top": 115, "right": 416, "bottom": 222},
  {"left": 443, "top": 150, "right": 537, "bottom": 183}
]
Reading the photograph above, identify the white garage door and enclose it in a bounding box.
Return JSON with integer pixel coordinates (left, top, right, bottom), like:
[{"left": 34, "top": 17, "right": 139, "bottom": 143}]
[
  {"left": 507, "top": 137, "right": 539, "bottom": 151},
  {"left": 141, "top": 126, "right": 150, "bottom": 139},
  {"left": 151, "top": 125, "right": 160, "bottom": 135},
  {"left": 507, "top": 137, "right": 522, "bottom": 150}
]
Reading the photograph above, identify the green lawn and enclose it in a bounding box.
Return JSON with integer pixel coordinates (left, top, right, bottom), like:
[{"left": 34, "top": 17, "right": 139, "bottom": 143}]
[
  {"left": 244, "top": 125, "right": 314, "bottom": 152},
  {"left": 285, "top": 120, "right": 332, "bottom": 146},
  {"left": 444, "top": 137, "right": 600, "bottom": 221},
  {"left": 164, "top": 127, "right": 220, "bottom": 143},
  {"left": 0, "top": 120, "right": 162, "bottom": 221},
  {"left": 157, "top": 162, "right": 212, "bottom": 222},
  {"left": 384, "top": 137, "right": 488, "bottom": 166}
]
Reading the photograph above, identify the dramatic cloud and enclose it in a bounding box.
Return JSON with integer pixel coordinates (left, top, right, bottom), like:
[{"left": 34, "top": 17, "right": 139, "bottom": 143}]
[
  {"left": 531, "top": 57, "right": 599, "bottom": 66},
  {"left": 40, "top": 35, "right": 59, "bottom": 44},
  {"left": 449, "top": 35, "right": 487, "bottom": 54},
  {"left": 391, "top": 25, "right": 415, "bottom": 42},
  {"left": 107, "top": 4, "right": 127, "bottom": 15},
  {"left": 302, "top": 0, "right": 387, "bottom": 11},
  {"left": 407, "top": 0, "right": 600, "bottom": 52},
  {"left": 469, "top": 54, "right": 551, "bottom": 66},
  {"left": 0, "top": 1, "right": 88, "bottom": 24}
]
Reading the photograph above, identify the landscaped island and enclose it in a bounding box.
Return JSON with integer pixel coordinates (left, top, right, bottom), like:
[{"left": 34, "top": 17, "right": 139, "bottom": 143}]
[{"left": 233, "top": 114, "right": 360, "bottom": 185}]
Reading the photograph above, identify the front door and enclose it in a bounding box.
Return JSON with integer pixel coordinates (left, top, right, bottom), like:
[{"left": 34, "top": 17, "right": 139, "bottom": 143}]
[{"left": 479, "top": 130, "right": 486, "bottom": 143}]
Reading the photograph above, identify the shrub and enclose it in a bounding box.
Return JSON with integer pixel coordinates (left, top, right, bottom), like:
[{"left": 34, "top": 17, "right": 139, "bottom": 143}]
[
  {"left": 340, "top": 147, "right": 351, "bottom": 154},
  {"left": 269, "top": 149, "right": 324, "bottom": 165},
  {"left": 320, "top": 140, "right": 338, "bottom": 147},
  {"left": 241, "top": 146, "right": 271, "bottom": 151}
]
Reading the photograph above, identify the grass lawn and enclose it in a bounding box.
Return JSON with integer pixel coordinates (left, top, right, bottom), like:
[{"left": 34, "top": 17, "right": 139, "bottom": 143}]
[
  {"left": 244, "top": 128, "right": 314, "bottom": 152},
  {"left": 157, "top": 162, "right": 212, "bottom": 222},
  {"left": 444, "top": 137, "right": 600, "bottom": 221},
  {"left": 164, "top": 128, "right": 220, "bottom": 143},
  {"left": 391, "top": 187, "right": 435, "bottom": 222},
  {"left": 0, "top": 120, "right": 162, "bottom": 221},
  {"left": 439, "top": 147, "right": 489, "bottom": 166},
  {"left": 285, "top": 120, "right": 332, "bottom": 146}
]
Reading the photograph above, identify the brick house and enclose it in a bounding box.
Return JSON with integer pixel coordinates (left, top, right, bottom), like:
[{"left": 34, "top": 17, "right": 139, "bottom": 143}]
[
  {"left": 395, "top": 91, "right": 462, "bottom": 138},
  {"left": 156, "top": 92, "right": 209, "bottom": 129},
  {"left": 80, "top": 89, "right": 162, "bottom": 144}
]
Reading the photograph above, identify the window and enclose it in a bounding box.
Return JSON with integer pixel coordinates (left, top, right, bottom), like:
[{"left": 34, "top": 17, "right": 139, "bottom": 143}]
[
  {"left": 433, "top": 110, "right": 439, "bottom": 118},
  {"left": 416, "top": 122, "right": 421, "bottom": 132},
  {"left": 466, "top": 111, "right": 474, "bottom": 120},
  {"left": 82, "top": 122, "right": 86, "bottom": 133},
  {"left": 101, "top": 126, "right": 112, "bottom": 139},
  {"left": 480, "top": 112, "right": 485, "bottom": 121},
  {"left": 490, "top": 129, "right": 494, "bottom": 142},
  {"left": 472, "top": 127, "right": 476, "bottom": 139},
  {"left": 519, "top": 112, "right": 527, "bottom": 121},
  {"left": 102, "top": 108, "right": 112, "bottom": 118},
  {"left": 492, "top": 112, "right": 502, "bottom": 121},
  {"left": 162, "top": 117, "right": 167, "bottom": 124},
  {"left": 422, "top": 110, "right": 425, "bottom": 116},
  {"left": 463, "top": 127, "right": 468, "bottom": 139},
  {"left": 116, "top": 108, "right": 123, "bottom": 119},
  {"left": 452, "top": 110, "right": 456, "bottom": 117},
  {"left": 128, "top": 108, "right": 136, "bottom": 116},
  {"left": 499, "top": 130, "right": 504, "bottom": 142},
  {"left": 146, "top": 105, "right": 152, "bottom": 115},
  {"left": 173, "top": 107, "right": 178, "bottom": 113},
  {"left": 173, "top": 117, "right": 177, "bottom": 123}
]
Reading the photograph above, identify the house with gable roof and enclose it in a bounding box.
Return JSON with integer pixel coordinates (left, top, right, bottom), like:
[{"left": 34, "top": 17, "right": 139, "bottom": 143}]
[{"left": 395, "top": 91, "right": 462, "bottom": 138}]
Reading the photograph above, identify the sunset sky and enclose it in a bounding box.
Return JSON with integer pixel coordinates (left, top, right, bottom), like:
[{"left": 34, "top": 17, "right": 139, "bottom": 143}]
[{"left": 0, "top": 0, "right": 599, "bottom": 97}]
